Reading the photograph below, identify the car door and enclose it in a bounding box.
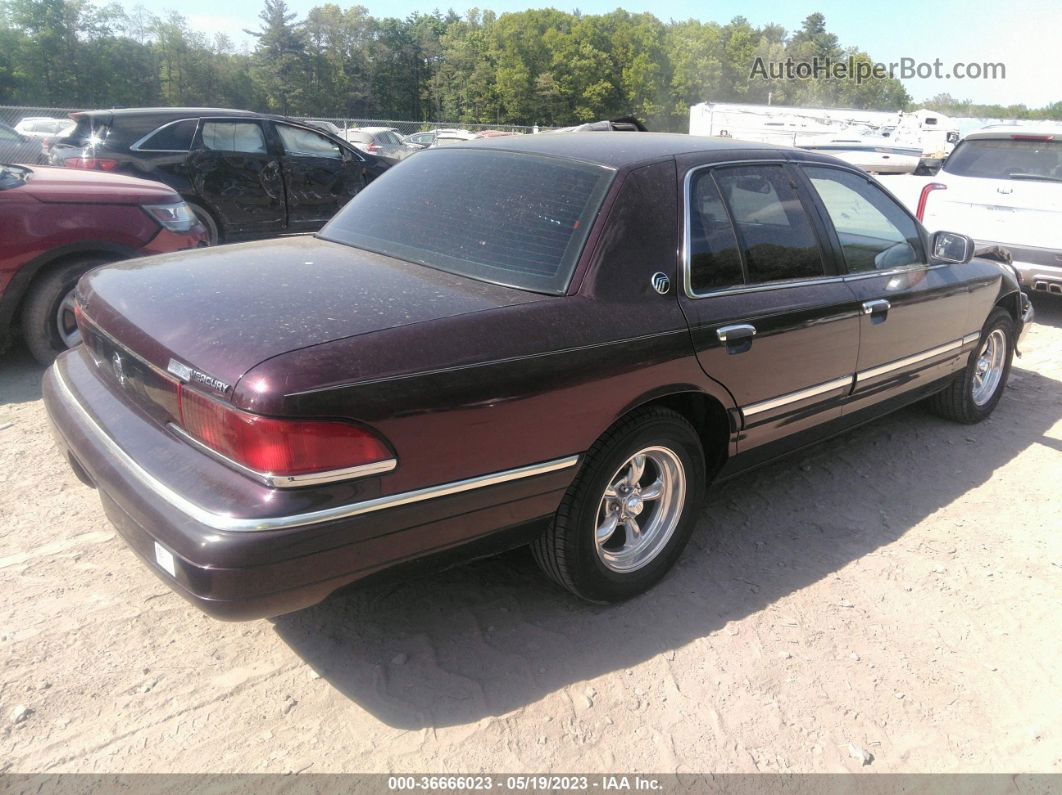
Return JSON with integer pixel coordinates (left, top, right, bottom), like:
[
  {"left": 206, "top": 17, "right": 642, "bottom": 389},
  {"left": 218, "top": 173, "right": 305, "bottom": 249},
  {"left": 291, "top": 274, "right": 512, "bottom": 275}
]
[
  {"left": 676, "top": 156, "right": 861, "bottom": 453},
  {"left": 187, "top": 118, "right": 285, "bottom": 237},
  {"left": 273, "top": 122, "right": 368, "bottom": 230},
  {"left": 799, "top": 164, "right": 974, "bottom": 414}
]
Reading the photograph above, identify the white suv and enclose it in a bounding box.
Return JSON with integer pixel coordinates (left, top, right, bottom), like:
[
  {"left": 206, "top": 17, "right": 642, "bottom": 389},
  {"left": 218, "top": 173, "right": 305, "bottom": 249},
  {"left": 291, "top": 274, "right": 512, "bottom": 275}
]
[{"left": 880, "top": 125, "right": 1062, "bottom": 296}]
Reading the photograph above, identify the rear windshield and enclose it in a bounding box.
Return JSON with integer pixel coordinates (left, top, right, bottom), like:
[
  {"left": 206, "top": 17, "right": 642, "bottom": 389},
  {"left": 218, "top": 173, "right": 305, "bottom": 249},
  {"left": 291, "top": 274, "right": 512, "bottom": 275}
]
[
  {"left": 944, "top": 138, "right": 1062, "bottom": 182},
  {"left": 321, "top": 148, "right": 614, "bottom": 294},
  {"left": 57, "top": 117, "right": 109, "bottom": 147}
]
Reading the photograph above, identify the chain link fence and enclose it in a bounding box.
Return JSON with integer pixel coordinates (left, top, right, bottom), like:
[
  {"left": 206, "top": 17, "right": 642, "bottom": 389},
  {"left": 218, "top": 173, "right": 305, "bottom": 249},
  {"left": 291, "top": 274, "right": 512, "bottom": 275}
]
[{"left": 0, "top": 105, "right": 543, "bottom": 138}]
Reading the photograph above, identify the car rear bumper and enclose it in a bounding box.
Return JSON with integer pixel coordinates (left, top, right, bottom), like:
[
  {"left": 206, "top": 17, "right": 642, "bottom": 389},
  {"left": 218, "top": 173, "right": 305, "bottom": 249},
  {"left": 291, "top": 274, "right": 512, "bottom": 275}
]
[
  {"left": 43, "top": 349, "right": 577, "bottom": 620},
  {"left": 975, "top": 239, "right": 1062, "bottom": 295}
]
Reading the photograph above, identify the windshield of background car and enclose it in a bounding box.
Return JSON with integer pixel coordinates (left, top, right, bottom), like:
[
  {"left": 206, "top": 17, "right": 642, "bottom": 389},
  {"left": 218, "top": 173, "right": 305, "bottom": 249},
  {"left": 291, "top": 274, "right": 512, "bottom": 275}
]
[
  {"left": 320, "top": 148, "right": 615, "bottom": 294},
  {"left": 944, "top": 138, "right": 1062, "bottom": 181}
]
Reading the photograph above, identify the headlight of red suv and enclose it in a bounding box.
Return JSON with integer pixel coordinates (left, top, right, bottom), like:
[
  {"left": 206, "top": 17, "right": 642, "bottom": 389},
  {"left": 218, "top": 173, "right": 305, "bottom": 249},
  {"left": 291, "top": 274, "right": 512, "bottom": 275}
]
[{"left": 142, "top": 202, "right": 198, "bottom": 233}]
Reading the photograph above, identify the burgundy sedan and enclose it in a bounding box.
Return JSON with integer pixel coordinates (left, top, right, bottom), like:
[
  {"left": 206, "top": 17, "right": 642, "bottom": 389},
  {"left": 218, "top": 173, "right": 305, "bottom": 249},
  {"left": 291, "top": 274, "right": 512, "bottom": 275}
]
[
  {"left": 1, "top": 163, "right": 206, "bottom": 364},
  {"left": 43, "top": 134, "right": 1031, "bottom": 619}
]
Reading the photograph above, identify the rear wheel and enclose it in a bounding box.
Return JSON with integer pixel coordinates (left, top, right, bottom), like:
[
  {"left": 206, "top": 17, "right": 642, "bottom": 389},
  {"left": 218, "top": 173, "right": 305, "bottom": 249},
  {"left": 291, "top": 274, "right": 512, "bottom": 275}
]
[
  {"left": 21, "top": 256, "right": 109, "bottom": 366},
  {"left": 927, "top": 308, "right": 1014, "bottom": 423},
  {"left": 531, "top": 407, "right": 705, "bottom": 602}
]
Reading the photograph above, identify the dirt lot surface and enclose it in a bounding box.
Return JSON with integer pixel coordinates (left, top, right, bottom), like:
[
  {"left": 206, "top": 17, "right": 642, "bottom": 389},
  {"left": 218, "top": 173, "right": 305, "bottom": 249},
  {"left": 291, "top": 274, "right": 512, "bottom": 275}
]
[{"left": 1, "top": 298, "right": 1060, "bottom": 775}]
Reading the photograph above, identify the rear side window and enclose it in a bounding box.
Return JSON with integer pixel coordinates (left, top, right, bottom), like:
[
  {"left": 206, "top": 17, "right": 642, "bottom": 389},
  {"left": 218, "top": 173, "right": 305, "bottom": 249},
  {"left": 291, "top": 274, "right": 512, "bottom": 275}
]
[
  {"left": 201, "top": 121, "right": 267, "bottom": 154},
  {"left": 944, "top": 138, "right": 1062, "bottom": 182},
  {"left": 713, "top": 165, "right": 825, "bottom": 283},
  {"left": 276, "top": 124, "right": 341, "bottom": 159},
  {"left": 136, "top": 119, "right": 198, "bottom": 151},
  {"left": 687, "top": 171, "right": 744, "bottom": 292},
  {"left": 322, "top": 149, "right": 613, "bottom": 294},
  {"left": 0, "top": 125, "right": 20, "bottom": 142}
]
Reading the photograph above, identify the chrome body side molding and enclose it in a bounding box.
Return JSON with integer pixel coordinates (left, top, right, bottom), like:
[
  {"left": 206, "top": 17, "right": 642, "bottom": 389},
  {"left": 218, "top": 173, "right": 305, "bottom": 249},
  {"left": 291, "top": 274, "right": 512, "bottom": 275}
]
[
  {"left": 53, "top": 365, "right": 580, "bottom": 533},
  {"left": 741, "top": 376, "right": 853, "bottom": 419},
  {"left": 855, "top": 339, "right": 964, "bottom": 384},
  {"left": 737, "top": 332, "right": 980, "bottom": 421}
]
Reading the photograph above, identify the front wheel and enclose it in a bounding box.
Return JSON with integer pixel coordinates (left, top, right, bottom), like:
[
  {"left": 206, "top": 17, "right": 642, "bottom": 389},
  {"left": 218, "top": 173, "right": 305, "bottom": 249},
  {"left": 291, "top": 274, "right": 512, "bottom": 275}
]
[
  {"left": 21, "top": 257, "right": 109, "bottom": 366},
  {"left": 927, "top": 307, "right": 1015, "bottom": 423},
  {"left": 531, "top": 407, "right": 706, "bottom": 602}
]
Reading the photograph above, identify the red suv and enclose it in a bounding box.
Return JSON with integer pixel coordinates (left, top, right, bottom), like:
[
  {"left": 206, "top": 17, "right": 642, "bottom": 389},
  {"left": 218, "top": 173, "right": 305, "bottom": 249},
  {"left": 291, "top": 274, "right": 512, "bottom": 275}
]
[{"left": 1, "top": 163, "right": 207, "bottom": 364}]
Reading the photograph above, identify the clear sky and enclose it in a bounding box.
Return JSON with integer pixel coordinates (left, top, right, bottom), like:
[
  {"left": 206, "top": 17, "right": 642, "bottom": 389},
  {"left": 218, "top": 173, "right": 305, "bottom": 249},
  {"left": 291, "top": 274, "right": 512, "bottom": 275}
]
[{"left": 174, "top": 0, "right": 1061, "bottom": 108}]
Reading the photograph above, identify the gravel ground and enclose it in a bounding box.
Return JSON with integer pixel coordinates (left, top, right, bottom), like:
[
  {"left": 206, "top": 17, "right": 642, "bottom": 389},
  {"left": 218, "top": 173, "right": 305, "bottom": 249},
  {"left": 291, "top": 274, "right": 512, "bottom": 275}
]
[{"left": 0, "top": 297, "right": 1059, "bottom": 774}]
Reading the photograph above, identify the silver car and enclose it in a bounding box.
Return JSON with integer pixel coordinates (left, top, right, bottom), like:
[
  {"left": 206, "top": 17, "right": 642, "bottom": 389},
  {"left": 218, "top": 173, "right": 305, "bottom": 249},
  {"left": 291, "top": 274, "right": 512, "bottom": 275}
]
[
  {"left": 343, "top": 127, "right": 417, "bottom": 163},
  {"left": 0, "top": 122, "right": 46, "bottom": 164}
]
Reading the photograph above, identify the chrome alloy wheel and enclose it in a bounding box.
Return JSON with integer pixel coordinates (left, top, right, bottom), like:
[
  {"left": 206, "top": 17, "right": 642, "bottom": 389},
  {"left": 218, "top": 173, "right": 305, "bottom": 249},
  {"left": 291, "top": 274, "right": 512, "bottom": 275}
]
[
  {"left": 971, "top": 329, "right": 1006, "bottom": 406},
  {"left": 594, "top": 446, "right": 686, "bottom": 573},
  {"left": 55, "top": 287, "right": 81, "bottom": 349}
]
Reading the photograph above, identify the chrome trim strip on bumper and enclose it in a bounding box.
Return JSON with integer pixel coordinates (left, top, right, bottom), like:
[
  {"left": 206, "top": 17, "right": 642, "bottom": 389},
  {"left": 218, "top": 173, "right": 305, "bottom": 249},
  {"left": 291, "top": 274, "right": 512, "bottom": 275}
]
[
  {"left": 742, "top": 376, "right": 853, "bottom": 419},
  {"left": 53, "top": 365, "right": 580, "bottom": 533},
  {"left": 856, "top": 339, "right": 963, "bottom": 384},
  {"left": 167, "top": 423, "right": 398, "bottom": 488}
]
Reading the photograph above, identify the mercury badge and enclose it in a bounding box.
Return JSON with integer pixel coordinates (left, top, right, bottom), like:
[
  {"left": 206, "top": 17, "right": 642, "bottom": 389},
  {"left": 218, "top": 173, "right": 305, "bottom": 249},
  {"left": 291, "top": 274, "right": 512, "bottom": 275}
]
[
  {"left": 167, "top": 358, "right": 230, "bottom": 396},
  {"left": 111, "top": 351, "right": 126, "bottom": 387}
]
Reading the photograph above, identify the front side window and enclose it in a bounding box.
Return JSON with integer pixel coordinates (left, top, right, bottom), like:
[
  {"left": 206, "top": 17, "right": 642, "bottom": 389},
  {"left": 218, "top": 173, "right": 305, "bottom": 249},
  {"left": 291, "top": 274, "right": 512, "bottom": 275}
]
[
  {"left": 0, "top": 125, "right": 20, "bottom": 142},
  {"left": 321, "top": 149, "right": 614, "bottom": 294},
  {"left": 138, "top": 119, "right": 198, "bottom": 151},
  {"left": 713, "top": 165, "right": 825, "bottom": 283},
  {"left": 201, "top": 121, "right": 267, "bottom": 154},
  {"left": 804, "top": 166, "right": 923, "bottom": 272},
  {"left": 276, "top": 124, "right": 341, "bottom": 159}
]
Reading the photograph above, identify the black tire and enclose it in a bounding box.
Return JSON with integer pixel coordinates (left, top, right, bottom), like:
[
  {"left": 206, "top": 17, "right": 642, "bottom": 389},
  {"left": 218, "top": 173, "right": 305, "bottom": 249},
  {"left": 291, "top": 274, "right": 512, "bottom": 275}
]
[
  {"left": 186, "top": 200, "right": 219, "bottom": 245},
  {"left": 531, "top": 407, "right": 706, "bottom": 602},
  {"left": 21, "top": 256, "right": 109, "bottom": 366},
  {"left": 927, "top": 307, "right": 1015, "bottom": 424}
]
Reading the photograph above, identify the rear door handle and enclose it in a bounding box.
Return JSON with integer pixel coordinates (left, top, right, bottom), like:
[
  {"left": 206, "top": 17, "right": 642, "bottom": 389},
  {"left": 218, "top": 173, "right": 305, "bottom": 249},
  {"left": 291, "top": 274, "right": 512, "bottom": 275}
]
[
  {"left": 862, "top": 299, "right": 891, "bottom": 319},
  {"left": 716, "top": 323, "right": 756, "bottom": 354}
]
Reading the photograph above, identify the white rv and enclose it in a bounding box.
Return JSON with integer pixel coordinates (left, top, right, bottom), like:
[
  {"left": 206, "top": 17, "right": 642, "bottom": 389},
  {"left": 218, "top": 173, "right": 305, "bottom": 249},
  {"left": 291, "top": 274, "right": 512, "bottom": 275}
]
[{"left": 688, "top": 102, "right": 960, "bottom": 174}]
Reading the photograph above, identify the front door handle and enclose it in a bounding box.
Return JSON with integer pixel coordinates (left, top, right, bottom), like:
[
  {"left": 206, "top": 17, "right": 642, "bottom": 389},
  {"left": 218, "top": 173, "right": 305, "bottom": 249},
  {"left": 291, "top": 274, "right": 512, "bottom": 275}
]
[
  {"left": 716, "top": 323, "right": 757, "bottom": 354},
  {"left": 862, "top": 299, "right": 891, "bottom": 322}
]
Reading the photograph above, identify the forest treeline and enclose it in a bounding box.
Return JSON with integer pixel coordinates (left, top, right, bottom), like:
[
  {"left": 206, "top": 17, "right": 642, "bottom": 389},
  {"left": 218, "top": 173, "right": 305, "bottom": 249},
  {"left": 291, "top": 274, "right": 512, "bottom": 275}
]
[{"left": 1, "top": 0, "right": 1059, "bottom": 129}]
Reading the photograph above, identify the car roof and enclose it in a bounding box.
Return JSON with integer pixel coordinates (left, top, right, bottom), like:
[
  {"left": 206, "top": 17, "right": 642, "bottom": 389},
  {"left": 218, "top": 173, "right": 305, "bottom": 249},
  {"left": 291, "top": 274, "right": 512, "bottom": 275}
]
[
  {"left": 72, "top": 108, "right": 259, "bottom": 120},
  {"left": 965, "top": 124, "right": 1062, "bottom": 140},
  {"left": 443, "top": 131, "right": 797, "bottom": 168}
]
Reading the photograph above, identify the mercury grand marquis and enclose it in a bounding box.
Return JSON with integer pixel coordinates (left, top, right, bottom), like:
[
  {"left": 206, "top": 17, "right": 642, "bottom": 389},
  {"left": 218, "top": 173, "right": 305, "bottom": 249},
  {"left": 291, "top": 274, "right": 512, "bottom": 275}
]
[{"left": 43, "top": 133, "right": 1033, "bottom": 619}]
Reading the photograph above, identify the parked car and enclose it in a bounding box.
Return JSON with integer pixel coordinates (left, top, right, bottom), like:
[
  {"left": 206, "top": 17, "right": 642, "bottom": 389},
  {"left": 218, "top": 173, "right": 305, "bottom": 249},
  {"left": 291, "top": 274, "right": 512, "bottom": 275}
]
[
  {"left": 14, "top": 116, "right": 76, "bottom": 141},
  {"left": 404, "top": 130, "right": 436, "bottom": 148},
  {"left": 879, "top": 125, "right": 1062, "bottom": 297},
  {"left": 404, "top": 128, "right": 479, "bottom": 149},
  {"left": 343, "top": 126, "right": 417, "bottom": 162},
  {"left": 0, "top": 122, "right": 47, "bottom": 165},
  {"left": 0, "top": 163, "right": 206, "bottom": 364},
  {"left": 44, "top": 133, "right": 1031, "bottom": 620},
  {"left": 49, "top": 108, "right": 389, "bottom": 245},
  {"left": 303, "top": 120, "right": 344, "bottom": 137}
]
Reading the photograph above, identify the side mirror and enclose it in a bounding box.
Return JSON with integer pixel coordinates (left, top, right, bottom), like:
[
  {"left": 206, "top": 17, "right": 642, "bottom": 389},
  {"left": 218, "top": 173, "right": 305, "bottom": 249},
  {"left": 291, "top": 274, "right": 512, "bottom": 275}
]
[{"left": 931, "top": 230, "right": 974, "bottom": 264}]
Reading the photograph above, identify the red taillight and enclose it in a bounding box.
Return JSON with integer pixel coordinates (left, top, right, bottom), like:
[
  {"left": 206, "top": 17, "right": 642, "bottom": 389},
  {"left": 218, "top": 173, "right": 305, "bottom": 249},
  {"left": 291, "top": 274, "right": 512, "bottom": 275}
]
[
  {"left": 366, "top": 143, "right": 380, "bottom": 153},
  {"left": 177, "top": 386, "right": 393, "bottom": 478},
  {"left": 64, "top": 157, "right": 119, "bottom": 171},
  {"left": 916, "top": 181, "right": 947, "bottom": 222}
]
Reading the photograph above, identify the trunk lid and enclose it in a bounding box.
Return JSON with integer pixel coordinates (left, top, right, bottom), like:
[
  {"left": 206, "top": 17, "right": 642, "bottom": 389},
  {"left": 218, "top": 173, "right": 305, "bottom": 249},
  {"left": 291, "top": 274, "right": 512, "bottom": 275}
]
[
  {"left": 927, "top": 173, "right": 1062, "bottom": 248},
  {"left": 78, "top": 236, "right": 546, "bottom": 397}
]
